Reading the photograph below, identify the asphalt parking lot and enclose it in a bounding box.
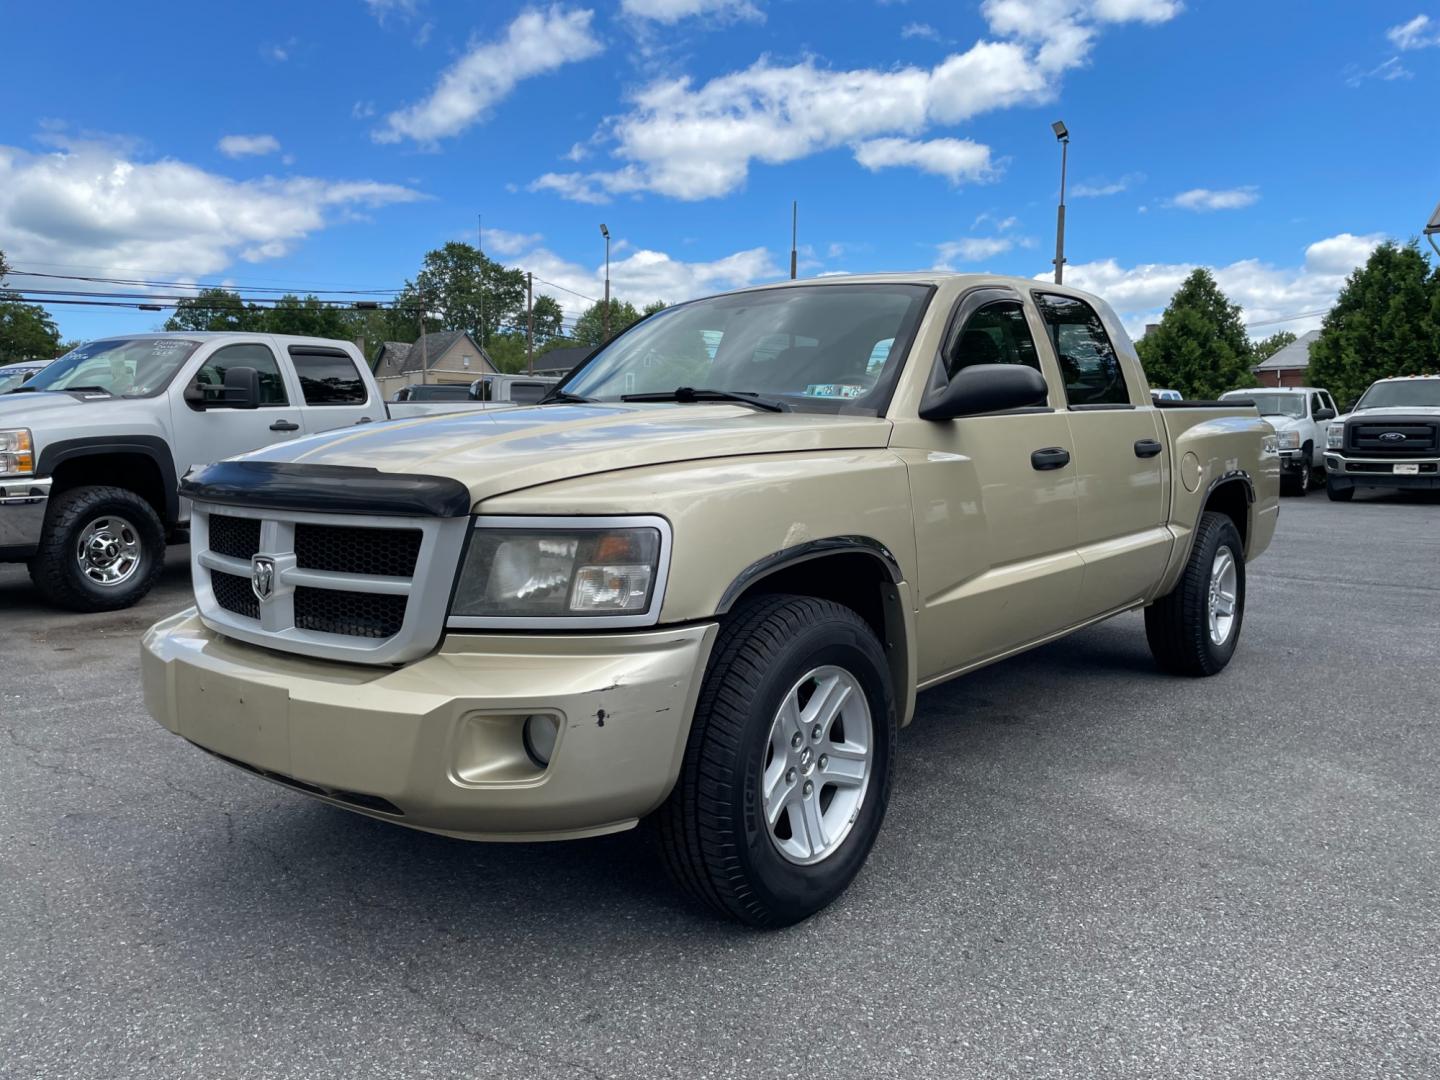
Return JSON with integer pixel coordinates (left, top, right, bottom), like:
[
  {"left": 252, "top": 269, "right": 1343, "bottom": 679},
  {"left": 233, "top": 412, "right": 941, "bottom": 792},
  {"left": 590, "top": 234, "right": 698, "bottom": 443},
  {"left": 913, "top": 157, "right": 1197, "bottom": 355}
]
[{"left": 2, "top": 491, "right": 1438, "bottom": 1080}]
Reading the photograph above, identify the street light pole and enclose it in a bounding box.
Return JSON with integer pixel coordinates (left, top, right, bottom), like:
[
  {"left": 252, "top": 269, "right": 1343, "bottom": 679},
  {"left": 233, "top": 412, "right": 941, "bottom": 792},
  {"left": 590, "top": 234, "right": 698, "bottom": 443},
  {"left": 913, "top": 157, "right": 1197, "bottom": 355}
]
[
  {"left": 790, "top": 201, "right": 798, "bottom": 280},
  {"left": 599, "top": 223, "right": 611, "bottom": 341},
  {"left": 1052, "top": 120, "right": 1069, "bottom": 285}
]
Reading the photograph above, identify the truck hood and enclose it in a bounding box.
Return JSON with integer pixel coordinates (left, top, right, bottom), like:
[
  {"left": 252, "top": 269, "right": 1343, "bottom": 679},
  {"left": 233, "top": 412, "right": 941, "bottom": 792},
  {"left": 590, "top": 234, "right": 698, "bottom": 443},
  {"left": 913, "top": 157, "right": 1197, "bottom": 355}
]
[
  {"left": 242, "top": 402, "right": 894, "bottom": 505},
  {"left": 0, "top": 391, "right": 92, "bottom": 424},
  {"left": 1260, "top": 415, "right": 1306, "bottom": 433},
  {"left": 1335, "top": 405, "right": 1440, "bottom": 424}
]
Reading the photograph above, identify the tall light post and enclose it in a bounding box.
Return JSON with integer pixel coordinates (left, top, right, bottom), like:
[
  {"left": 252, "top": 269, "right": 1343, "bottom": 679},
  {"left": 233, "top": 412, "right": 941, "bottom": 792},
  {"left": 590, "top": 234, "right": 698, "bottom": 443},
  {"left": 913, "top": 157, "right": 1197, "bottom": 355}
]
[
  {"left": 1052, "top": 120, "right": 1069, "bottom": 285},
  {"left": 599, "top": 223, "right": 611, "bottom": 341}
]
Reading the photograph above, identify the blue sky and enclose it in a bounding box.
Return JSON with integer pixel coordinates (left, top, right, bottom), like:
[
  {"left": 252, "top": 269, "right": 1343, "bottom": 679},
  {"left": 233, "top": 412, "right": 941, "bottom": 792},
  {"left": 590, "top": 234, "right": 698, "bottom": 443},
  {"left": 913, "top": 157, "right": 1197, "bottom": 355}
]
[{"left": 2, "top": 0, "right": 1436, "bottom": 343}]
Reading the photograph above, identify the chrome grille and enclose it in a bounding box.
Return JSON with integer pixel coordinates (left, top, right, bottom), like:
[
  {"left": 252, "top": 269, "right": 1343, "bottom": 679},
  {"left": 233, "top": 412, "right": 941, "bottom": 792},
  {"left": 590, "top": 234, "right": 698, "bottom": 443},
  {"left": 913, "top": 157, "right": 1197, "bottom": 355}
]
[{"left": 190, "top": 502, "right": 469, "bottom": 664}]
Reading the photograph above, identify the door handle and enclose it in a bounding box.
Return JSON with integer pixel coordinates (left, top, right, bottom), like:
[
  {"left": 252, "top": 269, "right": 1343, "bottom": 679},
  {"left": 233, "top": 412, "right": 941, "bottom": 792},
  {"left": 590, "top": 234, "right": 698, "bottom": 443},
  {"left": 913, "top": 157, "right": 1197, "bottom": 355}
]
[
  {"left": 270, "top": 420, "right": 300, "bottom": 432},
  {"left": 1134, "top": 438, "right": 1163, "bottom": 458},
  {"left": 1030, "top": 446, "right": 1071, "bottom": 471}
]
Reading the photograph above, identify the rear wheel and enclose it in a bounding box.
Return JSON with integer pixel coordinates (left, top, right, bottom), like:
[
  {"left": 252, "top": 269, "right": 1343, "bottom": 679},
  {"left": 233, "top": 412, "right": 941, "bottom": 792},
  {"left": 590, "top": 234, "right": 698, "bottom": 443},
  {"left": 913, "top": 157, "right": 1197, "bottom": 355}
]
[
  {"left": 656, "top": 594, "right": 896, "bottom": 927},
  {"left": 28, "top": 485, "right": 167, "bottom": 612},
  {"left": 1145, "top": 511, "right": 1245, "bottom": 677}
]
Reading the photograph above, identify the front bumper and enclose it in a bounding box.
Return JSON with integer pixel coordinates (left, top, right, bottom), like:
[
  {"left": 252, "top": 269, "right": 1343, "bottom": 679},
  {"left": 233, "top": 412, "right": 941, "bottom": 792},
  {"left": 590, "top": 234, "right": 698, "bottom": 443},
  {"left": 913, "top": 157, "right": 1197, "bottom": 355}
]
[
  {"left": 1324, "top": 454, "right": 1440, "bottom": 491},
  {"left": 1278, "top": 450, "right": 1307, "bottom": 475},
  {"left": 142, "top": 609, "right": 718, "bottom": 841},
  {"left": 0, "top": 476, "right": 51, "bottom": 559}
]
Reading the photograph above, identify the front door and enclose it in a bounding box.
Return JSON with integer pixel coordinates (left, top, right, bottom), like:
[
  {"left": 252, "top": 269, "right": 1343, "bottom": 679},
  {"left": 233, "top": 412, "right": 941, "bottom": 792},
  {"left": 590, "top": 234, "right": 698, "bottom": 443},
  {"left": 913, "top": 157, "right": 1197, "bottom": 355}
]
[
  {"left": 891, "top": 290, "right": 1084, "bottom": 682},
  {"left": 1033, "top": 293, "right": 1169, "bottom": 617},
  {"left": 168, "top": 340, "right": 306, "bottom": 477}
]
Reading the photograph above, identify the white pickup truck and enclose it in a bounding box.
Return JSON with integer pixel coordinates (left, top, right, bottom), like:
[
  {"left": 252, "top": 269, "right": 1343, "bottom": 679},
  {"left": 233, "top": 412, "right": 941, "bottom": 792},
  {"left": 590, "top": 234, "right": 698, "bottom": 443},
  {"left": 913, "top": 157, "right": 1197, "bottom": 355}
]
[
  {"left": 1220, "top": 386, "right": 1338, "bottom": 496},
  {"left": 0, "top": 332, "right": 504, "bottom": 611}
]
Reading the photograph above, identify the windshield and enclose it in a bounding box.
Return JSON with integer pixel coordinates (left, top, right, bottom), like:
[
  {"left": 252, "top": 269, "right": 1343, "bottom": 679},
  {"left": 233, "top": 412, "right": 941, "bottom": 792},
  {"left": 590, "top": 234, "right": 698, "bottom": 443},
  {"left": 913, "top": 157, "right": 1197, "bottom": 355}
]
[
  {"left": 561, "top": 283, "right": 932, "bottom": 414},
  {"left": 0, "top": 367, "right": 43, "bottom": 394},
  {"left": 1225, "top": 391, "right": 1305, "bottom": 418},
  {"left": 1355, "top": 380, "right": 1440, "bottom": 410},
  {"left": 22, "top": 338, "right": 202, "bottom": 397}
]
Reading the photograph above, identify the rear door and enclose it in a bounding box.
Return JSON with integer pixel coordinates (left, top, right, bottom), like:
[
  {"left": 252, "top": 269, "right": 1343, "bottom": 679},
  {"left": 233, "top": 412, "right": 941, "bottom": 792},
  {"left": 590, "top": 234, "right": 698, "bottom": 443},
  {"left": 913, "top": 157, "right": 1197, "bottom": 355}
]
[
  {"left": 168, "top": 339, "right": 307, "bottom": 475},
  {"left": 1033, "top": 292, "right": 1171, "bottom": 619},
  {"left": 288, "top": 344, "right": 380, "bottom": 433}
]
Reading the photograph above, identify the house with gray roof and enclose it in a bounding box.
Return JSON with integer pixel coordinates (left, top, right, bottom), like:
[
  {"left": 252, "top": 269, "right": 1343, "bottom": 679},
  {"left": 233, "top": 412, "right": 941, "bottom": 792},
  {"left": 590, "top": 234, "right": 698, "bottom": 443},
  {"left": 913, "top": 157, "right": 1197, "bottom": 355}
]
[
  {"left": 1253, "top": 329, "right": 1321, "bottom": 388},
  {"left": 372, "top": 331, "right": 496, "bottom": 399}
]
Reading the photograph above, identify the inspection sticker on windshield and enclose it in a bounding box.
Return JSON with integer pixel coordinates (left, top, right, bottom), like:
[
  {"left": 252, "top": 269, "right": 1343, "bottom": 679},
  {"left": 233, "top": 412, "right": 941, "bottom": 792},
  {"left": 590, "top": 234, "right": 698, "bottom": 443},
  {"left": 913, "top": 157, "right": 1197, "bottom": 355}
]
[{"left": 803, "top": 383, "right": 866, "bottom": 399}]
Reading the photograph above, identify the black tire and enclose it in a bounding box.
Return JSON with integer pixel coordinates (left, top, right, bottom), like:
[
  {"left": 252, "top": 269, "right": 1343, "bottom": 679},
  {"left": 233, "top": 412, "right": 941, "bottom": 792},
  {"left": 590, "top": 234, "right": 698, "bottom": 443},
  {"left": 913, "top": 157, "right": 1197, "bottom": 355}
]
[
  {"left": 656, "top": 594, "right": 896, "bottom": 928},
  {"left": 28, "top": 485, "right": 167, "bottom": 612},
  {"left": 1326, "top": 477, "right": 1355, "bottom": 502},
  {"left": 1144, "top": 511, "right": 1245, "bottom": 677}
]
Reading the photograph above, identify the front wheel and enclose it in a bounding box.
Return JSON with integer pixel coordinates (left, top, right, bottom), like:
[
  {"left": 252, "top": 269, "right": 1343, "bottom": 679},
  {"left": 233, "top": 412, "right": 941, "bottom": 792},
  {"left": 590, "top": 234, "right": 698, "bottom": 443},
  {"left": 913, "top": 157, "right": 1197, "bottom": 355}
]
[
  {"left": 1326, "top": 477, "right": 1355, "bottom": 502},
  {"left": 1144, "top": 511, "right": 1246, "bottom": 677},
  {"left": 656, "top": 595, "right": 896, "bottom": 927},
  {"left": 28, "top": 485, "right": 167, "bottom": 612}
]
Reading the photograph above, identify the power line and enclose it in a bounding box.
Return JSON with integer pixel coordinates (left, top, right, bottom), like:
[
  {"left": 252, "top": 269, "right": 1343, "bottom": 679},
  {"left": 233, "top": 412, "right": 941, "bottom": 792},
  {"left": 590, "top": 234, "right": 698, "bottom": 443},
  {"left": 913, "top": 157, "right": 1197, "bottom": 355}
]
[
  {"left": 529, "top": 275, "right": 601, "bottom": 304},
  {"left": 1246, "top": 308, "right": 1329, "bottom": 328},
  {"left": 10, "top": 268, "right": 403, "bottom": 295}
]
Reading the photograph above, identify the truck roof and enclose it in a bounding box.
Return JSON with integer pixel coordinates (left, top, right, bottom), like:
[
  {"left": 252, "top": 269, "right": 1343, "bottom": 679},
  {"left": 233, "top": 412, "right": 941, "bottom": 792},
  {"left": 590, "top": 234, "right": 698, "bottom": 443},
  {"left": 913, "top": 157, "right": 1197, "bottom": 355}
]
[
  {"left": 722, "top": 271, "right": 1107, "bottom": 303},
  {"left": 84, "top": 331, "right": 358, "bottom": 348}
]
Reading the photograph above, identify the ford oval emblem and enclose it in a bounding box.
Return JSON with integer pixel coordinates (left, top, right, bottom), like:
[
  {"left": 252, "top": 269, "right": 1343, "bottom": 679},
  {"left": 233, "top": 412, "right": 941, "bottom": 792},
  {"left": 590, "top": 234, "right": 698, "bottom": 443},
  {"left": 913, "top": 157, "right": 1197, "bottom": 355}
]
[{"left": 1379, "top": 431, "right": 1407, "bottom": 441}]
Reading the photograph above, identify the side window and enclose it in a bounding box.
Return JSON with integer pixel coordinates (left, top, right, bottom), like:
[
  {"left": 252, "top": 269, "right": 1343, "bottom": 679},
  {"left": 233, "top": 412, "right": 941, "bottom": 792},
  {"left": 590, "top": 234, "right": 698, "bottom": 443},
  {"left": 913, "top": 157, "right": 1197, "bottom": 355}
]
[
  {"left": 290, "top": 350, "right": 367, "bottom": 405},
  {"left": 1035, "top": 294, "right": 1130, "bottom": 406},
  {"left": 1309, "top": 392, "right": 1323, "bottom": 416},
  {"left": 946, "top": 300, "right": 1041, "bottom": 379},
  {"left": 195, "top": 343, "right": 288, "bottom": 406},
  {"left": 1323, "top": 391, "right": 1337, "bottom": 414}
]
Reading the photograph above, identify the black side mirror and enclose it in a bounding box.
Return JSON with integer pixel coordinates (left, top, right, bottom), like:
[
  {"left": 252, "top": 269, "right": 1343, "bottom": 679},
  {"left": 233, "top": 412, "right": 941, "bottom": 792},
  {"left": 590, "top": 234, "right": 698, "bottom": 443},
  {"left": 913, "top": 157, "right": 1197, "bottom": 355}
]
[
  {"left": 1314, "top": 407, "right": 1336, "bottom": 421},
  {"left": 218, "top": 366, "right": 260, "bottom": 409},
  {"left": 920, "top": 364, "right": 1049, "bottom": 421}
]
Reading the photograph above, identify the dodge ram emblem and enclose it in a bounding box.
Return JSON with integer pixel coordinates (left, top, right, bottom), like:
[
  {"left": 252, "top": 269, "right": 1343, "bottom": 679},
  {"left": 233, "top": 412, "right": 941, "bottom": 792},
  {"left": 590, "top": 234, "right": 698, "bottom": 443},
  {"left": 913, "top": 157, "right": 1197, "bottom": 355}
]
[
  {"left": 250, "top": 556, "right": 276, "bottom": 602},
  {"left": 1379, "top": 431, "right": 1406, "bottom": 441}
]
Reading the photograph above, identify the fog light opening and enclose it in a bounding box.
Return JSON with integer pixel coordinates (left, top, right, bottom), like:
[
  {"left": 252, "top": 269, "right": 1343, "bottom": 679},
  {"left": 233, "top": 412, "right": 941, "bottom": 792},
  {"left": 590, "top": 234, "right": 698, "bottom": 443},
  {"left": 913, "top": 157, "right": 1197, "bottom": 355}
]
[{"left": 522, "top": 714, "right": 560, "bottom": 768}]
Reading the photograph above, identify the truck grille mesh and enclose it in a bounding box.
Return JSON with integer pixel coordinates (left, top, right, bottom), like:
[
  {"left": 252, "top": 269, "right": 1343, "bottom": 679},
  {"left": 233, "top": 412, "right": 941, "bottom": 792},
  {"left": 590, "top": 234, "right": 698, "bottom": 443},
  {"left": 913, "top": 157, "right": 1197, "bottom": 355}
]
[
  {"left": 1347, "top": 421, "right": 1439, "bottom": 456},
  {"left": 295, "top": 523, "right": 421, "bottom": 578},
  {"left": 211, "top": 570, "right": 259, "bottom": 620},
  {"left": 208, "top": 514, "right": 261, "bottom": 560}
]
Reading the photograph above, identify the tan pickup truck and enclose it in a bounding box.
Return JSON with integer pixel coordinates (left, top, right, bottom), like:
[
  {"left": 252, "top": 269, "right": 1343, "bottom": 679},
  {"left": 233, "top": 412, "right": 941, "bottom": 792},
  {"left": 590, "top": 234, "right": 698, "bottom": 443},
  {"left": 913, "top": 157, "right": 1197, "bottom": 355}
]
[{"left": 141, "top": 274, "right": 1279, "bottom": 926}]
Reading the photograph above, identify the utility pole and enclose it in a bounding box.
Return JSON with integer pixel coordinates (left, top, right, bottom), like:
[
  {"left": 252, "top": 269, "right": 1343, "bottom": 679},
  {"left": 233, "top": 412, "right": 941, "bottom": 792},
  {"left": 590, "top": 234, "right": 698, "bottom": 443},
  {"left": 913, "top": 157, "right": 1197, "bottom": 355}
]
[
  {"left": 526, "top": 271, "right": 535, "bottom": 376},
  {"left": 418, "top": 294, "right": 429, "bottom": 385},
  {"left": 790, "top": 201, "right": 798, "bottom": 280},
  {"left": 599, "top": 223, "right": 611, "bottom": 342},
  {"left": 1051, "top": 120, "right": 1069, "bottom": 285}
]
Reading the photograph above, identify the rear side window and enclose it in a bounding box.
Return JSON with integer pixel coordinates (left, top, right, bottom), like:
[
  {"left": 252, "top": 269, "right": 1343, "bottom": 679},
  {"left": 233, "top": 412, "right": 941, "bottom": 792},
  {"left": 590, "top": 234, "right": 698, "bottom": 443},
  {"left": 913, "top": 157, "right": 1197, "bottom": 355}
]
[
  {"left": 946, "top": 299, "right": 1042, "bottom": 379},
  {"left": 291, "top": 350, "right": 367, "bottom": 405},
  {"left": 195, "top": 343, "right": 288, "bottom": 406},
  {"left": 1035, "top": 293, "right": 1130, "bottom": 406},
  {"left": 507, "top": 381, "right": 550, "bottom": 404}
]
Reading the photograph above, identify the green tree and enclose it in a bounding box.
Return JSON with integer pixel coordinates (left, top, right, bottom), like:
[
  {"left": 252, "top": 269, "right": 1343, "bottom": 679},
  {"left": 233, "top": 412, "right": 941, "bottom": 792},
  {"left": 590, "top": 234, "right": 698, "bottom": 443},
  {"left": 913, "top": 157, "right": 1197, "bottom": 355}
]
[
  {"left": 164, "top": 288, "right": 264, "bottom": 332},
  {"left": 397, "top": 242, "right": 526, "bottom": 346},
  {"left": 530, "top": 294, "right": 565, "bottom": 341},
  {"left": 1252, "top": 330, "right": 1297, "bottom": 364},
  {"left": 1308, "top": 240, "right": 1439, "bottom": 405},
  {"left": 642, "top": 299, "right": 669, "bottom": 317},
  {"left": 573, "top": 298, "right": 643, "bottom": 347},
  {"left": 0, "top": 249, "right": 64, "bottom": 362},
  {"left": 1135, "top": 268, "right": 1255, "bottom": 399}
]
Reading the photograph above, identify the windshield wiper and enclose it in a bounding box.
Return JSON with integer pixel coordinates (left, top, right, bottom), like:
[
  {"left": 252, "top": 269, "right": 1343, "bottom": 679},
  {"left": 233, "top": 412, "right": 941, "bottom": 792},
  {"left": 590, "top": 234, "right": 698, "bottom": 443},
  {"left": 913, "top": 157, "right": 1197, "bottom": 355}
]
[
  {"left": 537, "top": 388, "right": 594, "bottom": 405},
  {"left": 61, "top": 386, "right": 113, "bottom": 396},
  {"left": 621, "top": 387, "right": 788, "bottom": 413}
]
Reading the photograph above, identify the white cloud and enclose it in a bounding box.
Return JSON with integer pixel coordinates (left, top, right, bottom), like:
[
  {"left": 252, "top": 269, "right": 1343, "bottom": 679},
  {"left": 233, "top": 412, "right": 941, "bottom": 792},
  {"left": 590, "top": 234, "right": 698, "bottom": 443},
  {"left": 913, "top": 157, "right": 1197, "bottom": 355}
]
[
  {"left": 1388, "top": 13, "right": 1440, "bottom": 49},
  {"left": 1071, "top": 171, "right": 1142, "bottom": 197},
  {"left": 0, "top": 140, "right": 423, "bottom": 281},
  {"left": 901, "top": 21, "right": 940, "bottom": 39},
  {"left": 500, "top": 238, "right": 782, "bottom": 317},
  {"left": 1345, "top": 56, "right": 1414, "bottom": 86},
  {"left": 621, "top": 0, "right": 762, "bottom": 22},
  {"left": 1170, "top": 186, "right": 1259, "bottom": 211},
  {"left": 536, "top": 0, "right": 1181, "bottom": 201},
  {"left": 853, "top": 137, "right": 996, "bottom": 184},
  {"left": 482, "top": 228, "right": 545, "bottom": 256},
  {"left": 217, "top": 134, "right": 281, "bottom": 158},
  {"left": 935, "top": 237, "right": 1015, "bottom": 267},
  {"left": 375, "top": 7, "right": 603, "bottom": 144},
  {"left": 1052, "top": 231, "right": 1385, "bottom": 338}
]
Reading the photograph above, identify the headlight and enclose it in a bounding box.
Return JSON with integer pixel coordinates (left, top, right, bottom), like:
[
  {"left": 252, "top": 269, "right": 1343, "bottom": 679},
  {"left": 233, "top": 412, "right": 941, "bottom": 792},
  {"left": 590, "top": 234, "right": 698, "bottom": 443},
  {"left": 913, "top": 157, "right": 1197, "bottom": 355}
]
[
  {"left": 1327, "top": 422, "right": 1344, "bottom": 449},
  {"left": 0, "top": 428, "right": 34, "bottom": 477},
  {"left": 1275, "top": 430, "right": 1300, "bottom": 450},
  {"left": 449, "top": 517, "right": 670, "bottom": 626}
]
